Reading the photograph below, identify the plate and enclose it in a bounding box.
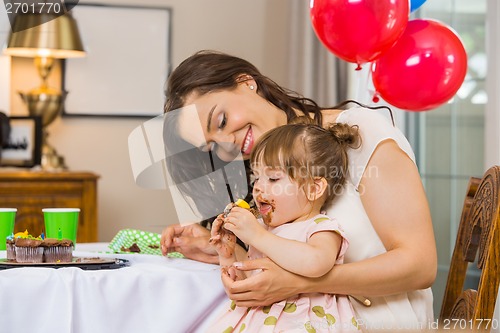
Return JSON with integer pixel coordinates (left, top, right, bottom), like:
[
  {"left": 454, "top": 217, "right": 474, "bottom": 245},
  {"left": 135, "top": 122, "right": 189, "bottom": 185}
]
[
  {"left": 0, "top": 257, "right": 129, "bottom": 270},
  {"left": 108, "top": 229, "right": 184, "bottom": 258}
]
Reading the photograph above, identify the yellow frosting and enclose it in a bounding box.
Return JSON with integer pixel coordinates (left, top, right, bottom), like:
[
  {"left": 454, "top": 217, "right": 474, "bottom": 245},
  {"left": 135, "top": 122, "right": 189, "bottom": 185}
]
[
  {"left": 235, "top": 199, "right": 250, "bottom": 209},
  {"left": 14, "top": 230, "right": 29, "bottom": 238}
]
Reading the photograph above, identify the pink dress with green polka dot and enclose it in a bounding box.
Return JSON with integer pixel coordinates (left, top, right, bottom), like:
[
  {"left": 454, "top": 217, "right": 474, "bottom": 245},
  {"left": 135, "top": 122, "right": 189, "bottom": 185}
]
[{"left": 207, "top": 214, "right": 359, "bottom": 333}]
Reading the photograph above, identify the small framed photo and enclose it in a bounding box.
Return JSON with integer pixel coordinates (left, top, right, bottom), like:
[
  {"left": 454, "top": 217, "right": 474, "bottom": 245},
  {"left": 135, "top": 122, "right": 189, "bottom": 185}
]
[
  {"left": 63, "top": 4, "right": 171, "bottom": 117},
  {"left": 0, "top": 116, "right": 42, "bottom": 167}
]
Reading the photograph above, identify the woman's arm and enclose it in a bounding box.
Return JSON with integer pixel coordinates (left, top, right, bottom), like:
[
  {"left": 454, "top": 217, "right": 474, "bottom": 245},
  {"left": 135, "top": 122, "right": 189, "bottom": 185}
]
[
  {"left": 323, "top": 140, "right": 437, "bottom": 295},
  {"left": 222, "top": 140, "right": 437, "bottom": 306}
]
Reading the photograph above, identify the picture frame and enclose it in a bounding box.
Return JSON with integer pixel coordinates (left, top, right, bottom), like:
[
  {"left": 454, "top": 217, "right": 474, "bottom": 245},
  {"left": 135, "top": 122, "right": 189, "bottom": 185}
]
[
  {"left": 62, "top": 4, "right": 171, "bottom": 118},
  {"left": 0, "top": 116, "right": 42, "bottom": 167}
]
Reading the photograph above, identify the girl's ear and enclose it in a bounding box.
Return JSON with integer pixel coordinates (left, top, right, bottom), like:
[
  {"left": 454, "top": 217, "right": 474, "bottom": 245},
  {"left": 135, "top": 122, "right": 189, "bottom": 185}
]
[{"left": 306, "top": 177, "right": 328, "bottom": 201}]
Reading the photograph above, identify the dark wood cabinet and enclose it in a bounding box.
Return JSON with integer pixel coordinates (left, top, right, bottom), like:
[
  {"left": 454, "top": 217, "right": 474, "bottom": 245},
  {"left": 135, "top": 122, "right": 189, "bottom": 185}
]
[{"left": 0, "top": 171, "right": 99, "bottom": 242}]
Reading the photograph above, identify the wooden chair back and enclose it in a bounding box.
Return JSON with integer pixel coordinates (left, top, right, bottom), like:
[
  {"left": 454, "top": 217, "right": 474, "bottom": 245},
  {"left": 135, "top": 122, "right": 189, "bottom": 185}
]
[{"left": 439, "top": 165, "right": 500, "bottom": 330}]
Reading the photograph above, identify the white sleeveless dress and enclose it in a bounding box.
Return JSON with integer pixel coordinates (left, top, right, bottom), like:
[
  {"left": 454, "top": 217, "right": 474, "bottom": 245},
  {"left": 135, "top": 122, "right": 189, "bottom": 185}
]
[{"left": 326, "top": 107, "right": 434, "bottom": 331}]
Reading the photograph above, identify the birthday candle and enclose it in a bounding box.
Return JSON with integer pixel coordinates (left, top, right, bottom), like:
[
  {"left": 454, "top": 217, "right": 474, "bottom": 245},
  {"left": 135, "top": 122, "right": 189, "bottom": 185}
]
[{"left": 58, "top": 228, "right": 62, "bottom": 240}]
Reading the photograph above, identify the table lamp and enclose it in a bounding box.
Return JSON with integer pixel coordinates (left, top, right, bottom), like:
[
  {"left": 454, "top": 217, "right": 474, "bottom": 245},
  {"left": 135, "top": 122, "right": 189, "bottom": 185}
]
[{"left": 3, "top": 12, "right": 85, "bottom": 170}]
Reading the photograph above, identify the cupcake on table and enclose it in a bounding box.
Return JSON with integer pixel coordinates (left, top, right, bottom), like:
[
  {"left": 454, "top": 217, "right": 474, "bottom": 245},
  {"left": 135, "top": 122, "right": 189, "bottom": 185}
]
[
  {"left": 6, "top": 233, "right": 16, "bottom": 261},
  {"left": 42, "top": 234, "right": 74, "bottom": 263},
  {"left": 14, "top": 231, "right": 44, "bottom": 263}
]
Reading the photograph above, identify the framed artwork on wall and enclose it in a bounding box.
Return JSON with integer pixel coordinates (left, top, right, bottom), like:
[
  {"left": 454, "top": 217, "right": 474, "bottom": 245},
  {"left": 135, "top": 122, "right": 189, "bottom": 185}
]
[
  {"left": 63, "top": 4, "right": 171, "bottom": 117},
  {"left": 0, "top": 116, "right": 42, "bottom": 167}
]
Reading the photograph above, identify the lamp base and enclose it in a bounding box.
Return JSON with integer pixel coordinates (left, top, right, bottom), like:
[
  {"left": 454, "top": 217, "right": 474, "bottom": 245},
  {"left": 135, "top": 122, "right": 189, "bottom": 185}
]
[
  {"left": 19, "top": 89, "right": 66, "bottom": 127},
  {"left": 18, "top": 88, "right": 68, "bottom": 171},
  {"left": 41, "top": 140, "right": 67, "bottom": 171}
]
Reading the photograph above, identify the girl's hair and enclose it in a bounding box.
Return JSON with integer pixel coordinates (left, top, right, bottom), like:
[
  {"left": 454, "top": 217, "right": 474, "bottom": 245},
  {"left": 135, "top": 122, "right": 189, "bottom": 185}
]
[
  {"left": 250, "top": 119, "right": 360, "bottom": 205},
  {"left": 163, "top": 50, "right": 384, "bottom": 226}
]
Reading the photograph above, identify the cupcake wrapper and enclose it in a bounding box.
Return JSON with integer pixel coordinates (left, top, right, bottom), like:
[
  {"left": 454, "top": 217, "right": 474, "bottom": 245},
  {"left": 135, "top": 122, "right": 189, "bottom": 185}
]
[
  {"left": 6, "top": 244, "right": 16, "bottom": 261},
  {"left": 15, "top": 247, "right": 44, "bottom": 263},
  {"left": 44, "top": 247, "right": 73, "bottom": 263}
]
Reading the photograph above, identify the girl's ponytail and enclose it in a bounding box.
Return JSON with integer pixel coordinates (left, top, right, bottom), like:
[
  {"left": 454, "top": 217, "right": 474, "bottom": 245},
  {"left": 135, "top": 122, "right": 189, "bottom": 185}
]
[{"left": 327, "top": 123, "right": 361, "bottom": 149}]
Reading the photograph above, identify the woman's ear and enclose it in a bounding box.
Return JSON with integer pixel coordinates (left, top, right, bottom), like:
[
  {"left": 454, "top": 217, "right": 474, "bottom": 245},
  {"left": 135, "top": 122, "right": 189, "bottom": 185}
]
[
  {"left": 306, "top": 177, "right": 328, "bottom": 201},
  {"left": 236, "top": 74, "right": 257, "bottom": 91}
]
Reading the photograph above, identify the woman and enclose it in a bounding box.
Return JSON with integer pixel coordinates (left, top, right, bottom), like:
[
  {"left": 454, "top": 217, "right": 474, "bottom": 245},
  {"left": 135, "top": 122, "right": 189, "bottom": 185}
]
[{"left": 160, "top": 50, "right": 437, "bottom": 330}]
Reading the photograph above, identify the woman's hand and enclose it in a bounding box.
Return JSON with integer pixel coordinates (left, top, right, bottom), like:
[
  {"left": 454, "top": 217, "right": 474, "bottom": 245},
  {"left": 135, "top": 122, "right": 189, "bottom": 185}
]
[
  {"left": 221, "top": 257, "right": 305, "bottom": 307},
  {"left": 161, "top": 223, "right": 219, "bottom": 264}
]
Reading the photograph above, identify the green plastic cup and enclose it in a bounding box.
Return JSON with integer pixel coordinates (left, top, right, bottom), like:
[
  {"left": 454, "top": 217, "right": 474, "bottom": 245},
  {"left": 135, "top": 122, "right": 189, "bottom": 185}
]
[
  {"left": 0, "top": 208, "right": 17, "bottom": 250},
  {"left": 43, "top": 208, "right": 80, "bottom": 244}
]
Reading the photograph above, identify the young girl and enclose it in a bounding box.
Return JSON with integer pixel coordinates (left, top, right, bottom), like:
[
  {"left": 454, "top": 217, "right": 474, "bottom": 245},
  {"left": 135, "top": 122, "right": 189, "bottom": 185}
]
[{"left": 208, "top": 120, "right": 360, "bottom": 333}]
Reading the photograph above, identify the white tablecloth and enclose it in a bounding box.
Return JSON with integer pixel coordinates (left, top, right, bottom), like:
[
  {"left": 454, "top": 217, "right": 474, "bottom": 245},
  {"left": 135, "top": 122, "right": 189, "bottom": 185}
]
[{"left": 0, "top": 243, "right": 228, "bottom": 333}]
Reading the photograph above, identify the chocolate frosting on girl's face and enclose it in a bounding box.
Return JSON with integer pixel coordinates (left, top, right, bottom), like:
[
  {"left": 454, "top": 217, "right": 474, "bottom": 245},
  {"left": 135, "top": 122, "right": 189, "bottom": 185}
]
[{"left": 255, "top": 195, "right": 276, "bottom": 225}]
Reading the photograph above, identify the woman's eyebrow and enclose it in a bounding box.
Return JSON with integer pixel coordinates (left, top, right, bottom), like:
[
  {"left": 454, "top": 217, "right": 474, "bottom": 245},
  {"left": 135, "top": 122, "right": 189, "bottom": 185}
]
[{"left": 206, "top": 105, "right": 217, "bottom": 132}]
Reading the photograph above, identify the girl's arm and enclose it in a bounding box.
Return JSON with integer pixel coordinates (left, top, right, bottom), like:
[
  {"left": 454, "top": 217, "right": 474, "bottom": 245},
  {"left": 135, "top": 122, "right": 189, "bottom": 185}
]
[
  {"left": 251, "top": 231, "right": 342, "bottom": 278},
  {"left": 210, "top": 215, "right": 248, "bottom": 280},
  {"left": 221, "top": 140, "right": 437, "bottom": 306},
  {"left": 224, "top": 208, "right": 342, "bottom": 278}
]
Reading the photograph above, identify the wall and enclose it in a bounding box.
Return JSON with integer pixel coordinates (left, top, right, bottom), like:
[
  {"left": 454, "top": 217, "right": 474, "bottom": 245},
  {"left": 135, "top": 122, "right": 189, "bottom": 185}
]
[{"left": 2, "top": 0, "right": 292, "bottom": 241}]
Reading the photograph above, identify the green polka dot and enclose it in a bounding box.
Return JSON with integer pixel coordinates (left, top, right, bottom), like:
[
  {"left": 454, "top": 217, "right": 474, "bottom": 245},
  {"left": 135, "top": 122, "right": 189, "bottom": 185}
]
[
  {"left": 326, "top": 313, "right": 336, "bottom": 326},
  {"left": 313, "top": 217, "right": 329, "bottom": 224},
  {"left": 312, "top": 306, "right": 325, "bottom": 317},
  {"left": 352, "top": 317, "right": 359, "bottom": 329},
  {"left": 264, "top": 316, "right": 277, "bottom": 326},
  {"left": 283, "top": 302, "right": 297, "bottom": 313},
  {"left": 305, "top": 321, "right": 317, "bottom": 333},
  {"left": 222, "top": 326, "right": 234, "bottom": 333},
  {"left": 262, "top": 305, "right": 272, "bottom": 314}
]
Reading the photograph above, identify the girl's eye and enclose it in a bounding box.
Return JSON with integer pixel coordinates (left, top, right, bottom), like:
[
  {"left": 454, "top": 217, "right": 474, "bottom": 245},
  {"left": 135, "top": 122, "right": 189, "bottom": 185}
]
[
  {"left": 269, "top": 177, "right": 279, "bottom": 183},
  {"left": 218, "top": 113, "right": 227, "bottom": 130}
]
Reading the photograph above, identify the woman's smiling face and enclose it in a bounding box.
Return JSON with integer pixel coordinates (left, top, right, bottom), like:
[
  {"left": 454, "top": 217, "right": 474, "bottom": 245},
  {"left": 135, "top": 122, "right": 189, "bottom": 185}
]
[{"left": 181, "top": 82, "right": 288, "bottom": 161}]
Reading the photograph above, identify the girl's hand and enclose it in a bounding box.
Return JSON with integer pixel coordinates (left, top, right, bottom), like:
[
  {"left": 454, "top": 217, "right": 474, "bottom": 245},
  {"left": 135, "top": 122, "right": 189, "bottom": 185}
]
[
  {"left": 224, "top": 207, "right": 265, "bottom": 244},
  {"left": 209, "top": 214, "right": 237, "bottom": 258},
  {"left": 160, "top": 223, "right": 218, "bottom": 264},
  {"left": 221, "top": 257, "right": 304, "bottom": 307}
]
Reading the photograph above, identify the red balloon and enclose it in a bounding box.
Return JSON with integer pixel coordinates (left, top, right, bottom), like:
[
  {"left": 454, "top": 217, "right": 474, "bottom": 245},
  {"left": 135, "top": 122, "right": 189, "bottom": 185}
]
[
  {"left": 310, "top": 0, "right": 409, "bottom": 68},
  {"left": 371, "top": 19, "right": 468, "bottom": 111}
]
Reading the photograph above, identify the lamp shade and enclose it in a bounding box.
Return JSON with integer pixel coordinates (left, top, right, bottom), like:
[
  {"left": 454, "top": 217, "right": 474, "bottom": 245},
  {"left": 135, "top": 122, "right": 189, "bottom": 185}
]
[{"left": 4, "top": 13, "right": 85, "bottom": 59}]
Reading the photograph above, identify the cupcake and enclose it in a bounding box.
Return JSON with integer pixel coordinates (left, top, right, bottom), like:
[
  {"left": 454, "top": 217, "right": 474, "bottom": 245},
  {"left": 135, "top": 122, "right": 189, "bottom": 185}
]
[
  {"left": 15, "top": 235, "right": 43, "bottom": 263},
  {"left": 42, "top": 238, "right": 73, "bottom": 263},
  {"left": 6, "top": 234, "right": 16, "bottom": 261}
]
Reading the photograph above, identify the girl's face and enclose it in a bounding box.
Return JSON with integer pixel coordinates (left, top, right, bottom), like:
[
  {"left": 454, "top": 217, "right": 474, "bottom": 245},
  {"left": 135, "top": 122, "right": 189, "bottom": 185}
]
[
  {"left": 251, "top": 163, "right": 313, "bottom": 227},
  {"left": 181, "top": 82, "right": 288, "bottom": 161}
]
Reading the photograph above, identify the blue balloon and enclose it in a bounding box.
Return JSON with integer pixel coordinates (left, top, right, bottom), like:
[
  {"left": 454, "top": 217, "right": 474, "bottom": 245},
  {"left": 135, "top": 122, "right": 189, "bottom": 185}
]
[{"left": 410, "top": 0, "right": 426, "bottom": 12}]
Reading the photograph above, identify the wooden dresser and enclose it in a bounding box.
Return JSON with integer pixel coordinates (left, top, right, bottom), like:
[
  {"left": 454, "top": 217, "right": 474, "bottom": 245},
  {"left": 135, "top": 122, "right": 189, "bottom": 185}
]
[{"left": 0, "top": 170, "right": 99, "bottom": 242}]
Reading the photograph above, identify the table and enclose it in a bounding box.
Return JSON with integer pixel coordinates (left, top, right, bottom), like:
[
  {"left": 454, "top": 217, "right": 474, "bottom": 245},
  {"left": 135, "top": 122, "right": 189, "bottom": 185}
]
[{"left": 0, "top": 243, "right": 228, "bottom": 333}]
